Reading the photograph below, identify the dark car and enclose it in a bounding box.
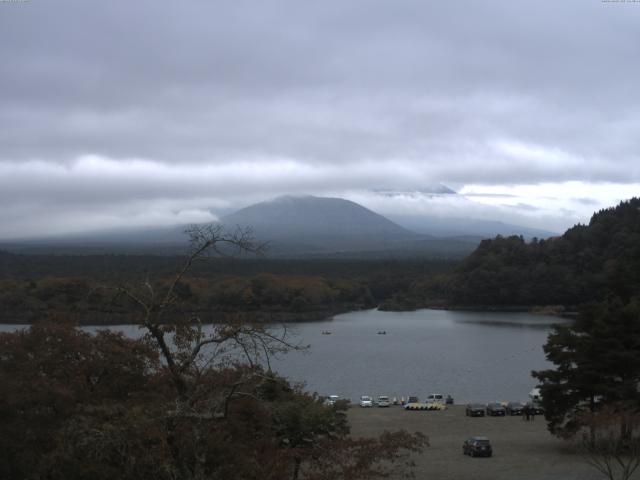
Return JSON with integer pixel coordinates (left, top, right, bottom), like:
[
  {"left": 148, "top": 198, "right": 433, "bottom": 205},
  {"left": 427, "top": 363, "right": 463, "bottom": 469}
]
[
  {"left": 463, "top": 436, "right": 493, "bottom": 457},
  {"left": 505, "top": 401, "right": 524, "bottom": 416},
  {"left": 486, "top": 402, "right": 506, "bottom": 416},
  {"left": 465, "top": 403, "right": 485, "bottom": 417}
]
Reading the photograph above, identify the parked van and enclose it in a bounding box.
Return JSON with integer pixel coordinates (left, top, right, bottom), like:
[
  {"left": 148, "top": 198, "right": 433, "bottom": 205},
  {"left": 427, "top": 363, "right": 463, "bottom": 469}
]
[{"left": 426, "top": 393, "right": 444, "bottom": 404}]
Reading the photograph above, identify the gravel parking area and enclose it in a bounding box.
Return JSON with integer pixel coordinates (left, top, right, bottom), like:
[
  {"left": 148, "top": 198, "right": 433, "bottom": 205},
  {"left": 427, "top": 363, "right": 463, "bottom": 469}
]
[{"left": 348, "top": 405, "right": 607, "bottom": 480}]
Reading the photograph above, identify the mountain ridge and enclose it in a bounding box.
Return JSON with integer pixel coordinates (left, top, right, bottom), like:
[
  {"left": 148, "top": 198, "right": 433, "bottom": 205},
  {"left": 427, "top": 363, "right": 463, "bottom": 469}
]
[
  {"left": 0, "top": 194, "right": 555, "bottom": 258},
  {"left": 221, "top": 195, "right": 434, "bottom": 256}
]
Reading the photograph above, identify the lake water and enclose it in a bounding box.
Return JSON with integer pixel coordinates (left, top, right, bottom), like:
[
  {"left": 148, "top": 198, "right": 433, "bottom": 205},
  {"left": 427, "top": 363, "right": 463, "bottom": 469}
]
[{"left": 0, "top": 308, "right": 567, "bottom": 404}]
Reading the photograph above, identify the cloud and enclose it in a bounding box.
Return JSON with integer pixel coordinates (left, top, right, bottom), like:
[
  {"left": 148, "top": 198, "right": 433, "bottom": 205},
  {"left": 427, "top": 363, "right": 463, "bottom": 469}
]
[
  {"left": 0, "top": 0, "right": 639, "bottom": 238},
  {"left": 572, "top": 197, "right": 600, "bottom": 206}
]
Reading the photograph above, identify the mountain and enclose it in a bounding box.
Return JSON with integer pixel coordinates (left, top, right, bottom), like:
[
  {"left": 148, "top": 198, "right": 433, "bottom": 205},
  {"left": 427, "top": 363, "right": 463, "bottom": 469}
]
[
  {"left": 221, "top": 195, "right": 426, "bottom": 255},
  {"left": 373, "top": 184, "right": 457, "bottom": 196},
  {"left": 224, "top": 195, "right": 411, "bottom": 238},
  {"left": 219, "top": 195, "right": 482, "bottom": 257},
  {"left": 0, "top": 225, "right": 192, "bottom": 255},
  {"left": 0, "top": 195, "right": 480, "bottom": 258},
  {"left": 387, "top": 214, "right": 558, "bottom": 239}
]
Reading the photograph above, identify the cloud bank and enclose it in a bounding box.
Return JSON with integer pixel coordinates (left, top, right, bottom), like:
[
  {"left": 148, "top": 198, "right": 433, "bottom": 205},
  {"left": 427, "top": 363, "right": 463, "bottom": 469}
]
[{"left": 1, "top": 0, "right": 638, "bottom": 238}]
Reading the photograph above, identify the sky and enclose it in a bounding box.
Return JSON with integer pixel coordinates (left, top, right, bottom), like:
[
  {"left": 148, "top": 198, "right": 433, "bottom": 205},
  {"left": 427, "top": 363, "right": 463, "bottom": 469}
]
[{"left": 1, "top": 0, "right": 639, "bottom": 239}]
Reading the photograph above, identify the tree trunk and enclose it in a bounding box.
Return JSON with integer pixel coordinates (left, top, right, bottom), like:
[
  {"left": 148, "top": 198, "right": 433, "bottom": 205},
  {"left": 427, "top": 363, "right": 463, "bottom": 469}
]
[{"left": 292, "top": 457, "right": 301, "bottom": 480}]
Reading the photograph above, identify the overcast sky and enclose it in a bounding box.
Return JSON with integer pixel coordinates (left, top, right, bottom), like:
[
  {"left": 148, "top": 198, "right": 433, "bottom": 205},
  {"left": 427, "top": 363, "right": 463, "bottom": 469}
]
[{"left": 1, "top": 0, "right": 639, "bottom": 239}]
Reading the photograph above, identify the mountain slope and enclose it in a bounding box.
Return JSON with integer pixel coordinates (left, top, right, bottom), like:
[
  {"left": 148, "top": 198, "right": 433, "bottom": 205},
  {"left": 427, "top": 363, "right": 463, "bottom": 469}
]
[
  {"left": 388, "top": 214, "right": 558, "bottom": 239},
  {"left": 224, "top": 195, "right": 414, "bottom": 237},
  {"left": 421, "top": 198, "right": 640, "bottom": 307},
  {"left": 0, "top": 195, "right": 480, "bottom": 258},
  {"left": 221, "top": 195, "right": 426, "bottom": 255}
]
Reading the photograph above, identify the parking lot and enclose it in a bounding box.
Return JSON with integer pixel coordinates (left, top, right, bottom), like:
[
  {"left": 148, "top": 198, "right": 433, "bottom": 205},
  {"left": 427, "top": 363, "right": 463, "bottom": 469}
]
[{"left": 348, "top": 405, "right": 605, "bottom": 480}]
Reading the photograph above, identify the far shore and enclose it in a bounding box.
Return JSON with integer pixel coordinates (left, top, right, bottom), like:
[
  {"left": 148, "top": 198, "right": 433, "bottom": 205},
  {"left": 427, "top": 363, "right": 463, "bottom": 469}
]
[
  {"left": 0, "top": 304, "right": 578, "bottom": 327},
  {"left": 421, "top": 304, "right": 578, "bottom": 318}
]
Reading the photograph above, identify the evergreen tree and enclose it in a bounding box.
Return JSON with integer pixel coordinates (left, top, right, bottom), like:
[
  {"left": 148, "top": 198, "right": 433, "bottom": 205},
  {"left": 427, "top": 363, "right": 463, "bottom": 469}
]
[{"left": 532, "top": 296, "right": 640, "bottom": 438}]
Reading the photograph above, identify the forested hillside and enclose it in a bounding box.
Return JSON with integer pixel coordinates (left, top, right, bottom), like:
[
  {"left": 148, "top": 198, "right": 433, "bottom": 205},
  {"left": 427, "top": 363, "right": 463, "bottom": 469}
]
[
  {"left": 0, "top": 255, "right": 453, "bottom": 324},
  {"left": 409, "top": 198, "right": 640, "bottom": 309}
]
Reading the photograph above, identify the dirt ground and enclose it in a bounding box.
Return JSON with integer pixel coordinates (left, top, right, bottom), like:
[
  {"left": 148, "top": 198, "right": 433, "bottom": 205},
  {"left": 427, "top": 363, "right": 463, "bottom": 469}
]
[{"left": 347, "top": 405, "right": 611, "bottom": 480}]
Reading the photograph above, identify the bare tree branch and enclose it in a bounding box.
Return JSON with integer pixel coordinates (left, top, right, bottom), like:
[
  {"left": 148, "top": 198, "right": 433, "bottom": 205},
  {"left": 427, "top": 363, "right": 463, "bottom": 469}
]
[{"left": 103, "top": 223, "right": 295, "bottom": 404}]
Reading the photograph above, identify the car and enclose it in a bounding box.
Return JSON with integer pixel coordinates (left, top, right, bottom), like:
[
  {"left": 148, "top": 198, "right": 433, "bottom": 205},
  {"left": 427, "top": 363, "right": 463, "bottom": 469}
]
[
  {"left": 486, "top": 402, "right": 506, "bottom": 416},
  {"left": 359, "top": 395, "right": 373, "bottom": 407},
  {"left": 465, "top": 403, "right": 485, "bottom": 417},
  {"left": 463, "top": 436, "right": 493, "bottom": 457},
  {"left": 505, "top": 401, "right": 524, "bottom": 415},
  {"left": 406, "top": 395, "right": 419, "bottom": 404},
  {"left": 377, "top": 395, "right": 390, "bottom": 407},
  {"left": 426, "top": 393, "right": 444, "bottom": 404},
  {"left": 325, "top": 395, "right": 340, "bottom": 406}
]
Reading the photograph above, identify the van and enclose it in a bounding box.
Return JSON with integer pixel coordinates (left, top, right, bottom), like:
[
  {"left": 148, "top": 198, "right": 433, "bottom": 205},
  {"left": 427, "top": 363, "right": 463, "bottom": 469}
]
[{"left": 426, "top": 393, "right": 444, "bottom": 404}]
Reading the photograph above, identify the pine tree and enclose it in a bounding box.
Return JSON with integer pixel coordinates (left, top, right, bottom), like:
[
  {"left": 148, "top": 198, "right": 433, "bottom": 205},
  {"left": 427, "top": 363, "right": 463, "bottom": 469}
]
[{"left": 532, "top": 296, "right": 640, "bottom": 438}]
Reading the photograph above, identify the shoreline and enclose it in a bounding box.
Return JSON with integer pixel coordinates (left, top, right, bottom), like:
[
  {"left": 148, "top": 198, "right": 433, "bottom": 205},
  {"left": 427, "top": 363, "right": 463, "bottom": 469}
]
[
  {"left": 420, "top": 304, "right": 577, "bottom": 318},
  {"left": 0, "top": 303, "right": 573, "bottom": 327},
  {"left": 0, "top": 305, "right": 361, "bottom": 326}
]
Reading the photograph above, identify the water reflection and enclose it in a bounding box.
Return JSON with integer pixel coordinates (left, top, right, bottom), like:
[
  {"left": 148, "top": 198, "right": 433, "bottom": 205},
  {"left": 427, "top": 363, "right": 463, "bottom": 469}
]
[{"left": 453, "top": 319, "right": 563, "bottom": 330}]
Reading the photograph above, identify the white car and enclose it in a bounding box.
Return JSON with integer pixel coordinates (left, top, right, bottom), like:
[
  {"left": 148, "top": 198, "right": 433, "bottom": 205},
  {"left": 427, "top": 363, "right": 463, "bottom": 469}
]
[
  {"left": 325, "top": 395, "right": 340, "bottom": 406},
  {"left": 359, "top": 395, "right": 373, "bottom": 407},
  {"left": 377, "top": 395, "right": 390, "bottom": 407}
]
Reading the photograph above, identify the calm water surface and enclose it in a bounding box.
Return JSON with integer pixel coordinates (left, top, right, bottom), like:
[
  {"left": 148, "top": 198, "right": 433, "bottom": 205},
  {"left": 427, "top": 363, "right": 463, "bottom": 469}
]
[
  {"left": 268, "top": 309, "right": 567, "bottom": 404},
  {"left": 1, "top": 309, "right": 567, "bottom": 404}
]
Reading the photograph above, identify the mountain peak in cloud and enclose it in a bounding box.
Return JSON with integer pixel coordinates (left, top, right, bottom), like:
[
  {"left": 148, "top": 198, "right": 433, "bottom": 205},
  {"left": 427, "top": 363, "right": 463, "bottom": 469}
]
[
  {"left": 223, "top": 195, "right": 412, "bottom": 238},
  {"left": 372, "top": 185, "right": 457, "bottom": 197}
]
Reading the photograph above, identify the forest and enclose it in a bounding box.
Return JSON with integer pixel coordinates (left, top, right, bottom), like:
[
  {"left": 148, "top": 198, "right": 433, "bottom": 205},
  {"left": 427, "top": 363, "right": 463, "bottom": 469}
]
[
  {"left": 390, "top": 198, "right": 640, "bottom": 311},
  {"left": 0, "top": 254, "right": 454, "bottom": 324}
]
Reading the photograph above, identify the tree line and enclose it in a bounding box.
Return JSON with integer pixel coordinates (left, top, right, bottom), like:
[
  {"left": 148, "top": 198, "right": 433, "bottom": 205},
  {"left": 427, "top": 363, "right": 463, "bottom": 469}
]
[
  {"left": 388, "top": 198, "right": 640, "bottom": 311},
  {"left": 0, "top": 274, "right": 376, "bottom": 324},
  {"left": 0, "top": 252, "right": 454, "bottom": 324}
]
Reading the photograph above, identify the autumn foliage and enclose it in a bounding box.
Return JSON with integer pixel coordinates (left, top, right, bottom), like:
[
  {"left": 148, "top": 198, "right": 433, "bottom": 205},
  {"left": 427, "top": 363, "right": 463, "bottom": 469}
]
[{"left": 0, "top": 320, "right": 426, "bottom": 479}]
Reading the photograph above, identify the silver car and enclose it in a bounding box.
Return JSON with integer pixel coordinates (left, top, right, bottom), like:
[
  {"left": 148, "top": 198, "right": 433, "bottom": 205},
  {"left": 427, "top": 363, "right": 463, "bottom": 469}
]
[
  {"left": 359, "top": 395, "right": 373, "bottom": 407},
  {"left": 325, "top": 395, "right": 340, "bottom": 406}
]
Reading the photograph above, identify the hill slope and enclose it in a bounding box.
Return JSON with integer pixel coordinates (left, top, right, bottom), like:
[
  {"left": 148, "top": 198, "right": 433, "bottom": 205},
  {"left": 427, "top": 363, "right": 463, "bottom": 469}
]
[{"left": 417, "top": 198, "right": 640, "bottom": 308}]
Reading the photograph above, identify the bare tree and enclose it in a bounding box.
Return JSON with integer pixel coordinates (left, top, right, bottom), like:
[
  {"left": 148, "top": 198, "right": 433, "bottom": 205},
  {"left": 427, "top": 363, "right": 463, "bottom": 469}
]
[
  {"left": 104, "top": 225, "right": 309, "bottom": 479},
  {"left": 111, "top": 224, "right": 299, "bottom": 403},
  {"left": 579, "top": 406, "right": 640, "bottom": 480}
]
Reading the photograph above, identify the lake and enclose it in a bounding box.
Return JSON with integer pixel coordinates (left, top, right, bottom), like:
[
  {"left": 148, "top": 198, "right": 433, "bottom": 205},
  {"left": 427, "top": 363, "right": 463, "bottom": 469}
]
[{"left": 0, "top": 308, "right": 567, "bottom": 404}]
